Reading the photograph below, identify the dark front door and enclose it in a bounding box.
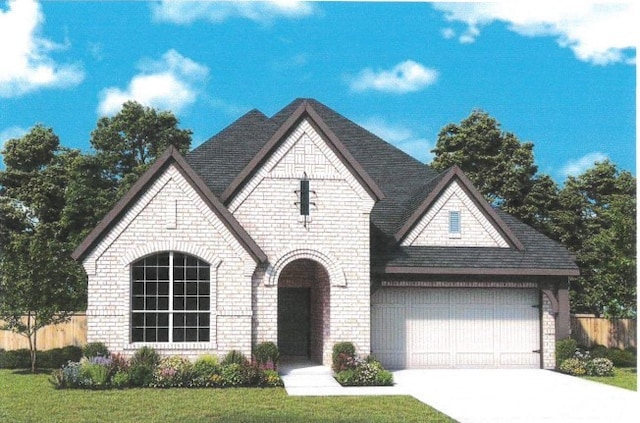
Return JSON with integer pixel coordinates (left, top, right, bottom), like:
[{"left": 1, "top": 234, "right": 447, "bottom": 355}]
[{"left": 278, "top": 288, "right": 310, "bottom": 357}]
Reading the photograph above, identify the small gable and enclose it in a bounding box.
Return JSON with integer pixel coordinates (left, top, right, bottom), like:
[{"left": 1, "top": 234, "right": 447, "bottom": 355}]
[
  {"left": 401, "top": 179, "right": 510, "bottom": 247},
  {"left": 396, "top": 166, "right": 523, "bottom": 250}
]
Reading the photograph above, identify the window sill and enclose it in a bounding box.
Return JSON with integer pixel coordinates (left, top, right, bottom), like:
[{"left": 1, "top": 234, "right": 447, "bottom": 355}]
[{"left": 125, "top": 342, "right": 217, "bottom": 351}]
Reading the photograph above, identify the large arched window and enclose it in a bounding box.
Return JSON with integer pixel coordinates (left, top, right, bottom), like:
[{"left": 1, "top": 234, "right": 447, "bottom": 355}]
[{"left": 131, "top": 252, "right": 210, "bottom": 342}]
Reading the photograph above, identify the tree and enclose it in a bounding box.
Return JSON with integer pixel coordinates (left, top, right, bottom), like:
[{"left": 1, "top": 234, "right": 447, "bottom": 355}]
[
  {"left": 0, "top": 224, "right": 84, "bottom": 372},
  {"left": 552, "top": 161, "right": 636, "bottom": 317},
  {"left": 431, "top": 109, "right": 559, "bottom": 234},
  {"left": 0, "top": 126, "right": 87, "bottom": 371},
  {"left": 90, "top": 100, "right": 192, "bottom": 199}
]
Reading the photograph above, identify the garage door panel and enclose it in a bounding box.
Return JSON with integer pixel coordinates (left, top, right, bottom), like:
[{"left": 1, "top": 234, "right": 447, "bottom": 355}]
[
  {"left": 499, "top": 352, "right": 540, "bottom": 367},
  {"left": 372, "top": 288, "right": 541, "bottom": 369},
  {"left": 454, "top": 306, "right": 494, "bottom": 352},
  {"left": 455, "top": 352, "right": 495, "bottom": 368}
]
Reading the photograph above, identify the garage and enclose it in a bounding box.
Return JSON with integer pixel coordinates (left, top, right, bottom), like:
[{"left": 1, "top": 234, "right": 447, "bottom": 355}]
[{"left": 371, "top": 287, "right": 541, "bottom": 369}]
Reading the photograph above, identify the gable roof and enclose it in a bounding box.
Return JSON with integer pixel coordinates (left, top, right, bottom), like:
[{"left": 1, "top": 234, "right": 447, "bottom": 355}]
[
  {"left": 394, "top": 165, "right": 525, "bottom": 250},
  {"left": 72, "top": 146, "right": 267, "bottom": 264},
  {"left": 212, "top": 99, "right": 385, "bottom": 204},
  {"left": 187, "top": 98, "right": 440, "bottom": 236},
  {"left": 94, "top": 97, "right": 575, "bottom": 277},
  {"left": 374, "top": 209, "right": 579, "bottom": 276}
]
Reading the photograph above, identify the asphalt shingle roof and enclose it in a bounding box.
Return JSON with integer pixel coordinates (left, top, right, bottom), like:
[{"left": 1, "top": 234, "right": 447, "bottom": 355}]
[{"left": 185, "top": 98, "right": 578, "bottom": 276}]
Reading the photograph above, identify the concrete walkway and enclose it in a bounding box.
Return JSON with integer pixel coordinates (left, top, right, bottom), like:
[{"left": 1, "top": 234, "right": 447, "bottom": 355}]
[
  {"left": 279, "top": 359, "right": 400, "bottom": 396},
  {"left": 280, "top": 362, "right": 639, "bottom": 422}
]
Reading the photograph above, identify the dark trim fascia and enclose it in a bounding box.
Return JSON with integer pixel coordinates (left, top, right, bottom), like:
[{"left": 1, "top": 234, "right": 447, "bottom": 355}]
[
  {"left": 219, "top": 99, "right": 385, "bottom": 204},
  {"left": 375, "top": 265, "right": 580, "bottom": 277},
  {"left": 72, "top": 146, "right": 267, "bottom": 264},
  {"left": 394, "top": 166, "right": 525, "bottom": 250},
  {"left": 170, "top": 150, "right": 267, "bottom": 263}
]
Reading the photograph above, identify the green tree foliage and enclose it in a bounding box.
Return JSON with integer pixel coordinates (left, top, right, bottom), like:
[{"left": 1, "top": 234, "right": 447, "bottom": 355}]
[
  {"left": 552, "top": 161, "right": 636, "bottom": 317},
  {"left": 0, "top": 224, "right": 85, "bottom": 373},
  {"left": 431, "top": 111, "right": 636, "bottom": 317},
  {"left": 431, "top": 109, "right": 559, "bottom": 234},
  {"left": 90, "top": 100, "right": 192, "bottom": 198},
  {"left": 0, "top": 125, "right": 87, "bottom": 371}
]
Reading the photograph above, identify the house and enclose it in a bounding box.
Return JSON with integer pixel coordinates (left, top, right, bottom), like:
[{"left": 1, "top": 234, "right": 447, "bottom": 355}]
[{"left": 72, "top": 99, "right": 578, "bottom": 370}]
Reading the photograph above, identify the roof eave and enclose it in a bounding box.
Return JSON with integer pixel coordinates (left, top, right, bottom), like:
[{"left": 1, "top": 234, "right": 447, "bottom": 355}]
[
  {"left": 394, "top": 166, "right": 525, "bottom": 250},
  {"left": 376, "top": 265, "right": 580, "bottom": 277}
]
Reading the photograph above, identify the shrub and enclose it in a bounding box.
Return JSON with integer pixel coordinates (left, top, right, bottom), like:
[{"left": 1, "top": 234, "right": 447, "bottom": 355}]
[
  {"left": 337, "top": 360, "right": 393, "bottom": 386},
  {"left": 221, "top": 350, "right": 248, "bottom": 366},
  {"left": 585, "top": 358, "right": 614, "bottom": 376},
  {"left": 262, "top": 369, "right": 284, "bottom": 387},
  {"left": 331, "top": 344, "right": 394, "bottom": 387},
  {"left": 332, "top": 342, "right": 356, "bottom": 373},
  {"left": 81, "top": 356, "right": 112, "bottom": 388},
  {"left": 254, "top": 342, "right": 279, "bottom": 369},
  {"left": 131, "top": 346, "right": 161, "bottom": 367},
  {"left": 0, "top": 346, "right": 82, "bottom": 369},
  {"left": 606, "top": 348, "right": 636, "bottom": 368},
  {"left": 559, "top": 358, "right": 587, "bottom": 376},
  {"left": 193, "top": 355, "right": 219, "bottom": 377},
  {"left": 50, "top": 361, "right": 92, "bottom": 389},
  {"left": 0, "top": 349, "right": 33, "bottom": 369},
  {"left": 39, "top": 346, "right": 83, "bottom": 369},
  {"left": 555, "top": 338, "right": 577, "bottom": 366},
  {"left": 111, "top": 370, "right": 130, "bottom": 389},
  {"left": 83, "top": 342, "right": 110, "bottom": 359},
  {"left": 376, "top": 369, "right": 394, "bottom": 386},
  {"left": 220, "top": 363, "right": 247, "bottom": 387},
  {"left": 129, "top": 347, "right": 160, "bottom": 387},
  {"left": 151, "top": 356, "right": 193, "bottom": 388},
  {"left": 191, "top": 355, "right": 220, "bottom": 388},
  {"left": 108, "top": 353, "right": 130, "bottom": 375},
  {"left": 334, "top": 368, "right": 356, "bottom": 385}
]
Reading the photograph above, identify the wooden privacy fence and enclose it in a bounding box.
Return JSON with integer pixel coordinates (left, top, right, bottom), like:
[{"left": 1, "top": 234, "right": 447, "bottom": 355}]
[
  {"left": 571, "top": 314, "right": 637, "bottom": 349},
  {"left": 2, "top": 313, "right": 636, "bottom": 351},
  {"left": 0, "top": 314, "right": 87, "bottom": 351}
]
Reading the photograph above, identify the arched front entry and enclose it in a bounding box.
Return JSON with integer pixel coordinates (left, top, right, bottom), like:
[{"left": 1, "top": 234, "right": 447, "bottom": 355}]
[{"left": 277, "top": 259, "right": 330, "bottom": 363}]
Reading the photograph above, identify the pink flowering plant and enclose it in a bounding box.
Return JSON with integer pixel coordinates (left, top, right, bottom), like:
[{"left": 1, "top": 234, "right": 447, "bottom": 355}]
[{"left": 331, "top": 342, "right": 393, "bottom": 386}]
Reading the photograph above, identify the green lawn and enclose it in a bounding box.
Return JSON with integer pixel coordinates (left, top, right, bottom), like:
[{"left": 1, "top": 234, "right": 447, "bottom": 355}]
[
  {"left": 0, "top": 370, "right": 454, "bottom": 423},
  {"left": 582, "top": 367, "right": 637, "bottom": 391}
]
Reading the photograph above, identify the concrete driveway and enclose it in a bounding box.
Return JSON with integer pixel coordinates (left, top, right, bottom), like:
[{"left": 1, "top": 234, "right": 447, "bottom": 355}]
[{"left": 393, "top": 369, "right": 638, "bottom": 423}]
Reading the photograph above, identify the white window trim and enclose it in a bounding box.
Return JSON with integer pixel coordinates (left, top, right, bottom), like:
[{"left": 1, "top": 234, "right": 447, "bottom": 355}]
[
  {"left": 449, "top": 209, "right": 462, "bottom": 238},
  {"left": 127, "top": 251, "right": 215, "bottom": 348}
]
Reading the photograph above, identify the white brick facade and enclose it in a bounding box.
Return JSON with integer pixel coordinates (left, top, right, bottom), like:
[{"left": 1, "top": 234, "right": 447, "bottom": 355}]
[
  {"left": 82, "top": 164, "right": 256, "bottom": 360},
  {"left": 403, "top": 180, "right": 509, "bottom": 248},
  {"left": 77, "top": 111, "right": 566, "bottom": 370},
  {"left": 231, "top": 120, "right": 375, "bottom": 365}
]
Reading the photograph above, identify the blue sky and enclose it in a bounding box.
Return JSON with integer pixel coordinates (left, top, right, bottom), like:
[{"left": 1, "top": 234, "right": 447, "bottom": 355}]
[{"left": 0, "top": 1, "right": 636, "bottom": 183}]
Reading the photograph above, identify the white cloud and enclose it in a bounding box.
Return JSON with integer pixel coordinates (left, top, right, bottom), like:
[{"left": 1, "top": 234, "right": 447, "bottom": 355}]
[
  {"left": 0, "top": 0, "right": 84, "bottom": 97},
  {"left": 97, "top": 49, "right": 209, "bottom": 116},
  {"left": 151, "top": 0, "right": 314, "bottom": 25},
  {"left": 561, "top": 152, "right": 608, "bottom": 177},
  {"left": 360, "top": 117, "right": 434, "bottom": 163},
  {"left": 350, "top": 60, "right": 438, "bottom": 94},
  {"left": 0, "top": 126, "right": 29, "bottom": 146},
  {"left": 434, "top": 2, "right": 637, "bottom": 65}
]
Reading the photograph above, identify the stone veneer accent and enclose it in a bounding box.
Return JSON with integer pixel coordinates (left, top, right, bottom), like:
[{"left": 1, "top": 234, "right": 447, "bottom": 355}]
[
  {"left": 82, "top": 164, "right": 256, "bottom": 360},
  {"left": 233, "top": 120, "right": 375, "bottom": 366},
  {"left": 403, "top": 180, "right": 509, "bottom": 248}
]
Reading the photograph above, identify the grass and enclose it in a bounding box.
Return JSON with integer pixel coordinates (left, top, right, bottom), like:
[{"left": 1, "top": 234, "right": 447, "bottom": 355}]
[
  {"left": 0, "top": 370, "right": 454, "bottom": 423},
  {"left": 582, "top": 367, "right": 637, "bottom": 391}
]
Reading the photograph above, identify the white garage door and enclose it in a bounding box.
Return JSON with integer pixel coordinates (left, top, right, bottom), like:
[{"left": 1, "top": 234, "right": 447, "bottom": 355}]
[{"left": 371, "top": 288, "right": 541, "bottom": 369}]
